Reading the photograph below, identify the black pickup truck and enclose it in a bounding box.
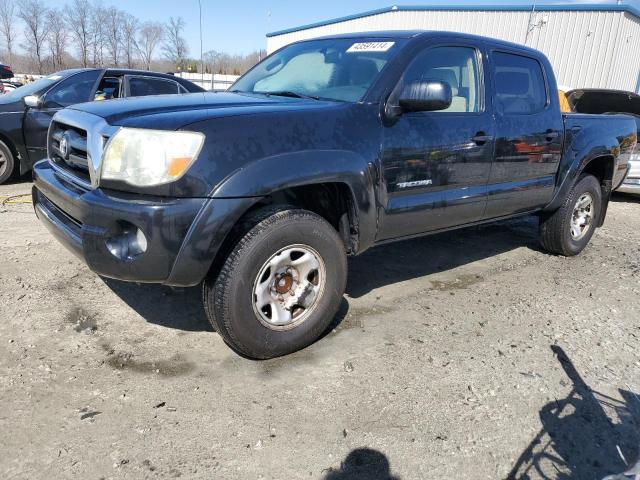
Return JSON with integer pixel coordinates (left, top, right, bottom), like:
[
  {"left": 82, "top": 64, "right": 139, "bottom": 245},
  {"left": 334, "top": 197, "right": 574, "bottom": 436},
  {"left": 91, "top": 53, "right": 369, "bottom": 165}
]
[
  {"left": 0, "top": 68, "right": 203, "bottom": 184},
  {"left": 33, "top": 32, "right": 636, "bottom": 359}
]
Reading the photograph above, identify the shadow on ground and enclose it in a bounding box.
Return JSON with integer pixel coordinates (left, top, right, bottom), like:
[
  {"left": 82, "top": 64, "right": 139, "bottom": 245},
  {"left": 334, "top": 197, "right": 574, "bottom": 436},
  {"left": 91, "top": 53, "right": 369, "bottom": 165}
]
[
  {"left": 322, "top": 448, "right": 400, "bottom": 480},
  {"left": 507, "top": 345, "right": 640, "bottom": 479},
  {"left": 102, "top": 278, "right": 213, "bottom": 332},
  {"left": 611, "top": 192, "right": 640, "bottom": 205},
  {"left": 102, "top": 216, "right": 541, "bottom": 333},
  {"left": 347, "top": 215, "right": 540, "bottom": 298}
]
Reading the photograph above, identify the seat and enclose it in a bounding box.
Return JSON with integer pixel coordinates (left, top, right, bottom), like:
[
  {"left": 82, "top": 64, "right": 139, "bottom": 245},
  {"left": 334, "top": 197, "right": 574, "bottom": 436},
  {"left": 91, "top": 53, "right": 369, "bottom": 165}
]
[{"left": 425, "top": 68, "right": 468, "bottom": 112}]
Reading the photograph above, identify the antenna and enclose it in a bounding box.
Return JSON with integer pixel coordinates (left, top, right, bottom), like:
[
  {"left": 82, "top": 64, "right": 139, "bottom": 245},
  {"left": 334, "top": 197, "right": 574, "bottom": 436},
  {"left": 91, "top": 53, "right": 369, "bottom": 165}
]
[{"left": 199, "top": 0, "right": 204, "bottom": 86}]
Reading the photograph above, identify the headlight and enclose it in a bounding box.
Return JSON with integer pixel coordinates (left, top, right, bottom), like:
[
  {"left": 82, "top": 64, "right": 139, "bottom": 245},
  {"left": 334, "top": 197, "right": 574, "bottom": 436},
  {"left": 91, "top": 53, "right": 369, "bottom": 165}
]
[{"left": 101, "top": 128, "right": 205, "bottom": 187}]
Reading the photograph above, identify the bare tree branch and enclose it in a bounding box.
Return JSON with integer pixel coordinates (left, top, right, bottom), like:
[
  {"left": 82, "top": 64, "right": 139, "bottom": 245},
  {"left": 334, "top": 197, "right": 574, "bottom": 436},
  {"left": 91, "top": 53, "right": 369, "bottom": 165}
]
[
  {"left": 18, "top": 0, "right": 49, "bottom": 74},
  {"left": 65, "top": 0, "right": 92, "bottom": 68},
  {"left": 104, "top": 7, "right": 124, "bottom": 67},
  {"left": 0, "top": 0, "right": 16, "bottom": 66},
  {"left": 47, "top": 8, "right": 68, "bottom": 71},
  {"left": 135, "top": 21, "right": 164, "bottom": 71},
  {"left": 121, "top": 13, "right": 139, "bottom": 69},
  {"left": 162, "top": 16, "right": 188, "bottom": 69}
]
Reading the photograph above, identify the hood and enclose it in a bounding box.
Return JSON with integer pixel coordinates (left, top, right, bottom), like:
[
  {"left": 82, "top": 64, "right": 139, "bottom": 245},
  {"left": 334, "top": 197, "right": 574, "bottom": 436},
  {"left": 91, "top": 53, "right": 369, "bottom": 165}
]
[
  {"left": 68, "top": 91, "right": 339, "bottom": 129},
  {"left": 567, "top": 89, "right": 640, "bottom": 116},
  {"left": 0, "top": 96, "right": 25, "bottom": 113}
]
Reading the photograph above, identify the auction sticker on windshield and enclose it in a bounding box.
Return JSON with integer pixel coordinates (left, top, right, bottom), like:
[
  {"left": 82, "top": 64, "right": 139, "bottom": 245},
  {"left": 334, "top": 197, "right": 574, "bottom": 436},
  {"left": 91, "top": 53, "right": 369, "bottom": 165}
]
[{"left": 346, "top": 42, "right": 395, "bottom": 53}]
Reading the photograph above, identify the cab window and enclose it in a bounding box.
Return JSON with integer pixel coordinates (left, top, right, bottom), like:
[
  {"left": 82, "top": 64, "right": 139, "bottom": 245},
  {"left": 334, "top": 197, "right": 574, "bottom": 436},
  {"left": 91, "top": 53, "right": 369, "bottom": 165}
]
[
  {"left": 402, "top": 46, "right": 481, "bottom": 113},
  {"left": 95, "top": 77, "right": 121, "bottom": 101},
  {"left": 44, "top": 70, "right": 100, "bottom": 108},
  {"left": 128, "top": 76, "right": 180, "bottom": 97},
  {"left": 493, "top": 52, "right": 548, "bottom": 115}
]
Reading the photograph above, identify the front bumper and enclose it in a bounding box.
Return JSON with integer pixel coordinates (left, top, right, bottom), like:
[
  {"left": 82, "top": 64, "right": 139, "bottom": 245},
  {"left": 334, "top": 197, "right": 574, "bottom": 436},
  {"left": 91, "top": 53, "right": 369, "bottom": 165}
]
[{"left": 33, "top": 160, "right": 256, "bottom": 286}]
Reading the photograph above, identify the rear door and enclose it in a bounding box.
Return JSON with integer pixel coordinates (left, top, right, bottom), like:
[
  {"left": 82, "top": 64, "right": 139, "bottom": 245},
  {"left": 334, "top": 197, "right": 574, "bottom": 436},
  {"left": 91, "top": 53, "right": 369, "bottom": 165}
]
[
  {"left": 378, "top": 42, "right": 495, "bottom": 240},
  {"left": 485, "top": 50, "right": 563, "bottom": 218}
]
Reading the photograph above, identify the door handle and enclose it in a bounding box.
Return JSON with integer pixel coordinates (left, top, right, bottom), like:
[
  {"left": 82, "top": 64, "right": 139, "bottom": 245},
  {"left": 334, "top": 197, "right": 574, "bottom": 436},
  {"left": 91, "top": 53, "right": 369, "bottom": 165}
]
[
  {"left": 545, "top": 129, "right": 560, "bottom": 141},
  {"left": 472, "top": 132, "right": 494, "bottom": 145}
]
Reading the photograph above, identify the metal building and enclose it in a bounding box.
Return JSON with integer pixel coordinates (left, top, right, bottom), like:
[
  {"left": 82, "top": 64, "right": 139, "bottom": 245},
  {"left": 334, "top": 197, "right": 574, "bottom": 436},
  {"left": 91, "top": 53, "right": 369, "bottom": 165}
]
[{"left": 266, "top": 3, "right": 640, "bottom": 92}]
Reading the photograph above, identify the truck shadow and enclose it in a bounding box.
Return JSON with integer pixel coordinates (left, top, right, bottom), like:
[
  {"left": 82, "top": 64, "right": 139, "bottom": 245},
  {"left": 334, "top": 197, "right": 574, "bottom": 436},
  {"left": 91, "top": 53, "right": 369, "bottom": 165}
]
[
  {"left": 347, "top": 214, "right": 540, "bottom": 298},
  {"left": 611, "top": 192, "right": 640, "bottom": 204},
  {"left": 507, "top": 345, "right": 639, "bottom": 479},
  {"left": 102, "top": 278, "right": 213, "bottom": 332},
  {"left": 101, "top": 215, "right": 540, "bottom": 332}
]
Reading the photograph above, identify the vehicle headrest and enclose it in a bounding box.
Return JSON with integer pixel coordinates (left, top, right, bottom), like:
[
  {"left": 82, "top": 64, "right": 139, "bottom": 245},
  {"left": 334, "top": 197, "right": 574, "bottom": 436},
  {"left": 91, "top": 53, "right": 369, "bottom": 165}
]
[
  {"left": 350, "top": 58, "right": 379, "bottom": 86},
  {"left": 426, "top": 68, "right": 459, "bottom": 95}
]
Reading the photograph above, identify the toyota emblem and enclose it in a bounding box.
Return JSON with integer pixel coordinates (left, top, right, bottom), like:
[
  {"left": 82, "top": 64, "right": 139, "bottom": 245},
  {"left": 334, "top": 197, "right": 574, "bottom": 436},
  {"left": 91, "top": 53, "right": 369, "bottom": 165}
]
[{"left": 59, "top": 133, "right": 70, "bottom": 159}]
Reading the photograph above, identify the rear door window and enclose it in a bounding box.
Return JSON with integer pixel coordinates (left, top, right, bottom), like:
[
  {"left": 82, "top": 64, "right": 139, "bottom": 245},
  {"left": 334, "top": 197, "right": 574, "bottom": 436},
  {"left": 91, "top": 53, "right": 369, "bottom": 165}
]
[
  {"left": 128, "top": 76, "right": 181, "bottom": 97},
  {"left": 493, "top": 52, "right": 548, "bottom": 115}
]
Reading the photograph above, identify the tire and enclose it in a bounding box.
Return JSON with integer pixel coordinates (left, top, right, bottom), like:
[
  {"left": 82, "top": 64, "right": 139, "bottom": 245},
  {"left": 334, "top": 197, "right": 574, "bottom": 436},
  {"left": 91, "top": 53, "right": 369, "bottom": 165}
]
[
  {"left": 203, "top": 206, "right": 348, "bottom": 359},
  {"left": 539, "top": 174, "right": 602, "bottom": 256},
  {"left": 0, "top": 140, "right": 15, "bottom": 184}
]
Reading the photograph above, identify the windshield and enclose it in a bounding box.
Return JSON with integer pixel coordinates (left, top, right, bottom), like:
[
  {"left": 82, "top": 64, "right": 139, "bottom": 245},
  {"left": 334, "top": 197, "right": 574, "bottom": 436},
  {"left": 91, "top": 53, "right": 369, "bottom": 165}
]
[
  {"left": 0, "top": 74, "right": 64, "bottom": 101},
  {"left": 232, "top": 38, "right": 406, "bottom": 102}
]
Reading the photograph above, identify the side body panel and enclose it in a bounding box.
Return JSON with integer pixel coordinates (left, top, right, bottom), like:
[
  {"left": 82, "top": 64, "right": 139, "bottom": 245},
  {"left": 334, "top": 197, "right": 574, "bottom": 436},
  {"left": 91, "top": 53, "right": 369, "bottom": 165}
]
[
  {"left": 377, "top": 39, "right": 495, "bottom": 240},
  {"left": 484, "top": 46, "right": 564, "bottom": 218}
]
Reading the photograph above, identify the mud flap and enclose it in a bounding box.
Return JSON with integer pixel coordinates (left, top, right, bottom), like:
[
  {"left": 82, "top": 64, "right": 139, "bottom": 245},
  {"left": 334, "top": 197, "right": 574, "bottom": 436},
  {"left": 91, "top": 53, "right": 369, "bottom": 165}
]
[{"left": 597, "top": 179, "right": 612, "bottom": 227}]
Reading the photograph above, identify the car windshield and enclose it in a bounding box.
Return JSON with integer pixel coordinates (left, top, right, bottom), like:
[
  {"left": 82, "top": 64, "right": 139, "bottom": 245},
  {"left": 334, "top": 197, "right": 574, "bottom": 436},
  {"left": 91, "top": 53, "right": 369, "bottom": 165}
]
[
  {"left": 0, "top": 74, "right": 63, "bottom": 101},
  {"left": 232, "top": 38, "right": 406, "bottom": 102}
]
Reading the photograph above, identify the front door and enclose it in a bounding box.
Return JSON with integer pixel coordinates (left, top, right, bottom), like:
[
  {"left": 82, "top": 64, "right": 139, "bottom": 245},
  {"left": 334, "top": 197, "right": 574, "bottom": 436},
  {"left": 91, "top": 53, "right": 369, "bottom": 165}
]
[
  {"left": 378, "top": 44, "right": 495, "bottom": 241},
  {"left": 23, "top": 70, "right": 101, "bottom": 162},
  {"left": 484, "top": 50, "right": 563, "bottom": 218}
]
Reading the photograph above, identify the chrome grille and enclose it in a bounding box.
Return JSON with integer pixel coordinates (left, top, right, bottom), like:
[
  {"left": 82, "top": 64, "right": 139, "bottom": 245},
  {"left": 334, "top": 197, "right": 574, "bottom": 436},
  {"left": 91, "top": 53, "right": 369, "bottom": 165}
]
[
  {"left": 47, "top": 109, "right": 118, "bottom": 189},
  {"left": 50, "top": 122, "right": 90, "bottom": 178}
]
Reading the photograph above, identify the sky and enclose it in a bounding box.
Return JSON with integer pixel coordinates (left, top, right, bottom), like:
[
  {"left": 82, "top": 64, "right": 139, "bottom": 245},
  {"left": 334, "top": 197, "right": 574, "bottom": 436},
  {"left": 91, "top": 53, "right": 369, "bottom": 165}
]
[{"left": 40, "top": 0, "right": 640, "bottom": 56}]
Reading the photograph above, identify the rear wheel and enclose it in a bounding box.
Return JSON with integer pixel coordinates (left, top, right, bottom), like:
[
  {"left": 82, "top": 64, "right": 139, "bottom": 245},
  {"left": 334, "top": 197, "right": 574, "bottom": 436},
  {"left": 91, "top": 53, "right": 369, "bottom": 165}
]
[
  {"left": 203, "top": 206, "right": 347, "bottom": 359},
  {"left": 539, "top": 174, "right": 602, "bottom": 256},
  {"left": 0, "top": 140, "right": 15, "bottom": 184}
]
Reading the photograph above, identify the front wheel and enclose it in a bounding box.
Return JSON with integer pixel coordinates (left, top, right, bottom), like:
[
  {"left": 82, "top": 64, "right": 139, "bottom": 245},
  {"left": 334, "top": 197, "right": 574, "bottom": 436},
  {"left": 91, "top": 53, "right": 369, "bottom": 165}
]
[
  {"left": 0, "top": 140, "right": 16, "bottom": 184},
  {"left": 539, "top": 174, "right": 602, "bottom": 256},
  {"left": 203, "top": 206, "right": 347, "bottom": 359}
]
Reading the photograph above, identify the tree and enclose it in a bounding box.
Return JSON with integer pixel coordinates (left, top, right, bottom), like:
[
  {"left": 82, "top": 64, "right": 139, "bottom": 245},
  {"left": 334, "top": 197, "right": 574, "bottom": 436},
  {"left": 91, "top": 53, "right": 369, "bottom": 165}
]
[
  {"left": 18, "top": 0, "right": 49, "bottom": 74},
  {"left": 104, "top": 7, "right": 123, "bottom": 67},
  {"left": 0, "top": 0, "right": 16, "bottom": 66},
  {"left": 89, "top": 5, "right": 107, "bottom": 67},
  {"left": 135, "top": 21, "right": 164, "bottom": 71},
  {"left": 121, "top": 14, "right": 139, "bottom": 69},
  {"left": 65, "top": 0, "right": 92, "bottom": 68},
  {"left": 47, "top": 9, "right": 68, "bottom": 71},
  {"left": 163, "top": 17, "right": 188, "bottom": 69}
]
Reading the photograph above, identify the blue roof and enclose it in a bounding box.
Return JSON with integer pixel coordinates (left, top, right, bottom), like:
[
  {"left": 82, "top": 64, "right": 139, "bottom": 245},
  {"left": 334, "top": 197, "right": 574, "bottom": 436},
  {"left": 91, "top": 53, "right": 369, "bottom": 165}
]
[{"left": 267, "top": 3, "right": 640, "bottom": 37}]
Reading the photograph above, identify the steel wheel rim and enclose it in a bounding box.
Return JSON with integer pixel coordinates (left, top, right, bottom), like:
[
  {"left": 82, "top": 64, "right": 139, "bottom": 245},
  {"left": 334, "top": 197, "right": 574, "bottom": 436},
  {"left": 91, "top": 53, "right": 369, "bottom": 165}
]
[
  {"left": 0, "top": 150, "right": 6, "bottom": 177},
  {"left": 252, "top": 244, "right": 326, "bottom": 331},
  {"left": 570, "top": 192, "right": 594, "bottom": 241}
]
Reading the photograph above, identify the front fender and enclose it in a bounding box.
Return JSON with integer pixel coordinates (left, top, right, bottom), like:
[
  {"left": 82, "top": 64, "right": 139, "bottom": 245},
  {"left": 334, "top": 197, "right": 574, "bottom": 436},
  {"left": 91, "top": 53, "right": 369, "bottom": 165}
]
[{"left": 211, "top": 149, "right": 378, "bottom": 251}]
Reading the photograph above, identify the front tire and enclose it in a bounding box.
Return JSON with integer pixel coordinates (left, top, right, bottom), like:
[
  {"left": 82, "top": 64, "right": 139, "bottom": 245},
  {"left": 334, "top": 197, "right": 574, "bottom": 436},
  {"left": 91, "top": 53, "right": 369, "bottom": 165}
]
[
  {"left": 203, "top": 206, "right": 347, "bottom": 359},
  {"left": 0, "top": 140, "right": 16, "bottom": 184},
  {"left": 539, "top": 174, "right": 602, "bottom": 256}
]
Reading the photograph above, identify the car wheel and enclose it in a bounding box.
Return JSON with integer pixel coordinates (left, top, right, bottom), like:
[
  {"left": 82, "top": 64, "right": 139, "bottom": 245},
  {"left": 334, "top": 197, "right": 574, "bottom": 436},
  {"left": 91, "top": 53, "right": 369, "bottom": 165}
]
[
  {"left": 539, "top": 174, "right": 602, "bottom": 256},
  {"left": 0, "top": 140, "right": 15, "bottom": 184},
  {"left": 203, "top": 206, "right": 347, "bottom": 359}
]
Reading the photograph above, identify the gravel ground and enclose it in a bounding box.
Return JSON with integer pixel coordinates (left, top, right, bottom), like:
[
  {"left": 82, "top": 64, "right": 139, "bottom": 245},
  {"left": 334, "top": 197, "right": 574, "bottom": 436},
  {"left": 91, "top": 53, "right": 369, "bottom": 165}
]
[{"left": 1, "top": 179, "right": 639, "bottom": 480}]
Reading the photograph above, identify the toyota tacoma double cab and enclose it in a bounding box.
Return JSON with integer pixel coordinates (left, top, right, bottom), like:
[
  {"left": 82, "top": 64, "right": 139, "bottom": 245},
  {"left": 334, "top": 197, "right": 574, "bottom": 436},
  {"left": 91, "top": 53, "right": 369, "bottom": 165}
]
[{"left": 33, "top": 32, "right": 636, "bottom": 359}]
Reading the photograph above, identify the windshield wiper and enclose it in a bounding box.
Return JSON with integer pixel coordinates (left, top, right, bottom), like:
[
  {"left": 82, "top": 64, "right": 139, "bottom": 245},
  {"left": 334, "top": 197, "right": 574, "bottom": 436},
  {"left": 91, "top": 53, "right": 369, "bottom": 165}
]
[{"left": 259, "top": 90, "right": 320, "bottom": 100}]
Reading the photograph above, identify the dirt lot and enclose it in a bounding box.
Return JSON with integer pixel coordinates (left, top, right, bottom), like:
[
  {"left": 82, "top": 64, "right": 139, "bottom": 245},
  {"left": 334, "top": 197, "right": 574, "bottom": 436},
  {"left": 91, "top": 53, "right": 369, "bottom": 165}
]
[{"left": 1, "top": 178, "right": 639, "bottom": 480}]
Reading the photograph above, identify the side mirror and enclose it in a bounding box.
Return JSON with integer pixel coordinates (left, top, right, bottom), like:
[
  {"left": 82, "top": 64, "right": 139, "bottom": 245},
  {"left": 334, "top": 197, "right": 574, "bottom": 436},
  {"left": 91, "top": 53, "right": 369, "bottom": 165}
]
[
  {"left": 24, "top": 95, "right": 41, "bottom": 108},
  {"left": 398, "top": 80, "right": 452, "bottom": 112}
]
